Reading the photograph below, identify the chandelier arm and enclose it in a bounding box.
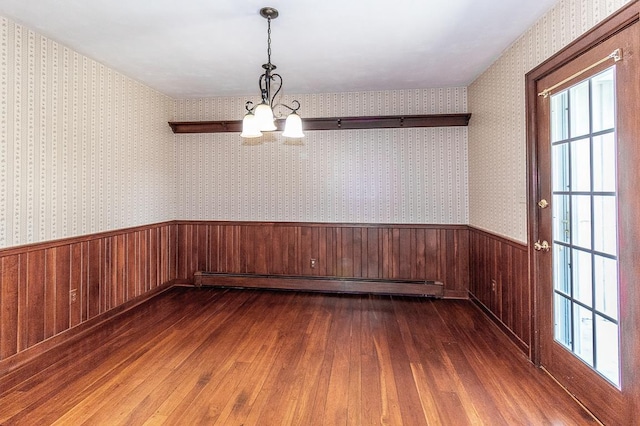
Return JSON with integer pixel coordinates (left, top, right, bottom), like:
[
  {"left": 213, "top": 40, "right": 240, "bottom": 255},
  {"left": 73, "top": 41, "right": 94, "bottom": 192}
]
[
  {"left": 245, "top": 101, "right": 256, "bottom": 113},
  {"left": 272, "top": 99, "right": 301, "bottom": 114},
  {"left": 270, "top": 73, "right": 283, "bottom": 108},
  {"left": 259, "top": 73, "right": 270, "bottom": 103}
]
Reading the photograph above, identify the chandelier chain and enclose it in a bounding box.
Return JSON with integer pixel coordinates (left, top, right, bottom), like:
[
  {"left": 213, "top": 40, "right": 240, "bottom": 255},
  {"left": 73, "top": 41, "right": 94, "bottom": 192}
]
[{"left": 267, "top": 17, "right": 272, "bottom": 66}]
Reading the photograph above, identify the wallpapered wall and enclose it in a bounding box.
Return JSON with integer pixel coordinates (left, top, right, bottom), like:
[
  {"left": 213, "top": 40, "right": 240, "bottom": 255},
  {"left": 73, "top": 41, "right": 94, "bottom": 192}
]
[
  {"left": 468, "top": 0, "right": 631, "bottom": 243},
  {"left": 174, "top": 89, "right": 469, "bottom": 224},
  {"left": 0, "top": 17, "right": 176, "bottom": 249},
  {"left": 8, "top": 0, "right": 627, "bottom": 248}
]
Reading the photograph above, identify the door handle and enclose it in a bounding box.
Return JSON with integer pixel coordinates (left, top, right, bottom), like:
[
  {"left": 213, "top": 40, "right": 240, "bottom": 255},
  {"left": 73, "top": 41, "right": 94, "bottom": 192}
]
[
  {"left": 538, "top": 199, "right": 549, "bottom": 209},
  {"left": 534, "top": 240, "right": 551, "bottom": 252}
]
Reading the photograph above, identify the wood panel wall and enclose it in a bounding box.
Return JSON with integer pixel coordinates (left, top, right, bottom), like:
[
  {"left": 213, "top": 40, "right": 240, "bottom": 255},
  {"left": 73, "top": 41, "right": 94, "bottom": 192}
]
[
  {"left": 175, "top": 221, "right": 470, "bottom": 298},
  {"left": 468, "top": 227, "right": 530, "bottom": 354},
  {"left": 0, "top": 222, "right": 177, "bottom": 367},
  {"left": 0, "top": 220, "right": 532, "bottom": 379}
]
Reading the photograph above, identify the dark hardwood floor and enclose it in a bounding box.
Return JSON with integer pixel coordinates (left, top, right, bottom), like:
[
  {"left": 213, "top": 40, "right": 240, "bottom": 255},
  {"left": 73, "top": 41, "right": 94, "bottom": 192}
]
[{"left": 0, "top": 287, "right": 597, "bottom": 425}]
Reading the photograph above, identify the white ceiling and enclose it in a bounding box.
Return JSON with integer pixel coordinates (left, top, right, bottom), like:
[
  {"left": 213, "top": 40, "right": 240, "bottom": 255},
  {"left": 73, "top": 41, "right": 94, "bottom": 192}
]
[{"left": 0, "top": 0, "right": 560, "bottom": 98}]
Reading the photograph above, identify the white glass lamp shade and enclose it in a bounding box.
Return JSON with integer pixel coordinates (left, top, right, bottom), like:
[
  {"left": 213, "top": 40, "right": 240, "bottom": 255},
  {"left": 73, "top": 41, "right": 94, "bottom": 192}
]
[
  {"left": 240, "top": 113, "right": 263, "bottom": 138},
  {"left": 282, "top": 112, "right": 304, "bottom": 138},
  {"left": 254, "top": 102, "right": 277, "bottom": 131}
]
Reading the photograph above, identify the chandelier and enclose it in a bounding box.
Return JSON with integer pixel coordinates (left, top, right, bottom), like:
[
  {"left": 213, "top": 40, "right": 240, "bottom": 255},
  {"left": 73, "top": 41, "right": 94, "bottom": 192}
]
[{"left": 241, "top": 7, "right": 304, "bottom": 139}]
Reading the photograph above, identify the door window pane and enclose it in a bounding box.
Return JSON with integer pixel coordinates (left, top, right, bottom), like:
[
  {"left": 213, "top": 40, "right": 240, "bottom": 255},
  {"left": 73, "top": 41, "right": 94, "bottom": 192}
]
[
  {"left": 593, "top": 133, "right": 616, "bottom": 192},
  {"left": 573, "top": 249, "right": 592, "bottom": 307},
  {"left": 593, "top": 195, "right": 617, "bottom": 256},
  {"left": 574, "top": 305, "right": 594, "bottom": 366},
  {"left": 555, "top": 293, "right": 572, "bottom": 349},
  {"left": 551, "top": 91, "right": 569, "bottom": 143},
  {"left": 553, "top": 244, "right": 571, "bottom": 295},
  {"left": 553, "top": 143, "right": 570, "bottom": 192},
  {"left": 592, "top": 68, "right": 615, "bottom": 132},
  {"left": 571, "top": 139, "right": 591, "bottom": 192},
  {"left": 570, "top": 81, "right": 590, "bottom": 138},
  {"left": 596, "top": 315, "right": 619, "bottom": 387},
  {"left": 594, "top": 255, "right": 618, "bottom": 320},
  {"left": 552, "top": 195, "right": 571, "bottom": 244},
  {"left": 571, "top": 195, "right": 592, "bottom": 250}
]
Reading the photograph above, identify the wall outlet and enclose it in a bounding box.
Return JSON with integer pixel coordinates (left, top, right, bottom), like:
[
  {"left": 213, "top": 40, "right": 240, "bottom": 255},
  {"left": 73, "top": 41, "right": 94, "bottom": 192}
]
[
  {"left": 70, "top": 289, "right": 77, "bottom": 303},
  {"left": 491, "top": 279, "right": 497, "bottom": 292},
  {"left": 310, "top": 258, "right": 317, "bottom": 268}
]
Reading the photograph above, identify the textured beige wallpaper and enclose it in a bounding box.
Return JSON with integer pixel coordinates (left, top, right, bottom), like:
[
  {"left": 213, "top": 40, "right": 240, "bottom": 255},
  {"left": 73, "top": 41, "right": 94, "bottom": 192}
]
[
  {"left": 468, "top": 0, "right": 631, "bottom": 243},
  {"left": 0, "top": 17, "right": 176, "bottom": 249},
  {"left": 10, "top": 0, "right": 623, "bottom": 246},
  {"left": 175, "top": 89, "right": 469, "bottom": 224}
]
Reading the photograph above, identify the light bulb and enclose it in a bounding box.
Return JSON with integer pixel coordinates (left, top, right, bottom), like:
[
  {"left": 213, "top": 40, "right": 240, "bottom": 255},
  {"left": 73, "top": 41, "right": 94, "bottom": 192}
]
[
  {"left": 240, "top": 113, "right": 263, "bottom": 138},
  {"left": 282, "top": 112, "right": 304, "bottom": 138},
  {"left": 254, "top": 103, "right": 277, "bottom": 131}
]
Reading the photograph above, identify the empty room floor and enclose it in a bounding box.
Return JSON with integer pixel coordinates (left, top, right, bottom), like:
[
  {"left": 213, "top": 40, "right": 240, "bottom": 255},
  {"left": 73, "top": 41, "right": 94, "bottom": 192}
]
[{"left": 0, "top": 287, "right": 597, "bottom": 425}]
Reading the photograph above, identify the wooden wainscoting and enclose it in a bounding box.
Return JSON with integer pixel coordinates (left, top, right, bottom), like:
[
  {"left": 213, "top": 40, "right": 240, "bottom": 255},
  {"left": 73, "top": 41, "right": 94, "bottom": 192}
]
[
  {"left": 468, "top": 226, "right": 530, "bottom": 354},
  {"left": 176, "top": 222, "right": 469, "bottom": 298},
  {"left": 0, "top": 222, "right": 178, "bottom": 391}
]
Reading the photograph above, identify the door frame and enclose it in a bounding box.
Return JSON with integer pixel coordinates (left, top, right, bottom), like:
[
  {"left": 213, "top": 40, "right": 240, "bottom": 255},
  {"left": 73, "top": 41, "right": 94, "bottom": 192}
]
[{"left": 526, "top": 0, "right": 640, "bottom": 423}]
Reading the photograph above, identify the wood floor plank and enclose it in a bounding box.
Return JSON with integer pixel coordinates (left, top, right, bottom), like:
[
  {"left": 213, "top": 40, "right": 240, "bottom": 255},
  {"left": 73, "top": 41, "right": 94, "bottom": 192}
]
[
  {"left": 359, "top": 295, "right": 404, "bottom": 426},
  {"left": 0, "top": 287, "right": 599, "bottom": 425},
  {"left": 321, "top": 295, "right": 352, "bottom": 426},
  {"left": 380, "top": 298, "right": 428, "bottom": 426},
  {"left": 369, "top": 301, "right": 405, "bottom": 426},
  {"left": 346, "top": 296, "right": 363, "bottom": 426},
  {"left": 286, "top": 295, "right": 334, "bottom": 426},
  {"left": 410, "top": 362, "right": 445, "bottom": 425},
  {"left": 390, "top": 298, "right": 449, "bottom": 423}
]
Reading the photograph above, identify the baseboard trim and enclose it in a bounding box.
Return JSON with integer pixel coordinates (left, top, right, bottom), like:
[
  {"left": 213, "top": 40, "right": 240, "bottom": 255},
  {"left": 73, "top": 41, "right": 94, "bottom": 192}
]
[
  {"left": 443, "top": 290, "right": 469, "bottom": 299},
  {"left": 469, "top": 291, "right": 529, "bottom": 355}
]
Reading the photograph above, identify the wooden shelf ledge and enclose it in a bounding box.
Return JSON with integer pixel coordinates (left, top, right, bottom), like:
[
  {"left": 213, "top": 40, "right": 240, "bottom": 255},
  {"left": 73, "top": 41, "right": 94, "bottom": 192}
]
[{"left": 169, "top": 113, "right": 471, "bottom": 134}]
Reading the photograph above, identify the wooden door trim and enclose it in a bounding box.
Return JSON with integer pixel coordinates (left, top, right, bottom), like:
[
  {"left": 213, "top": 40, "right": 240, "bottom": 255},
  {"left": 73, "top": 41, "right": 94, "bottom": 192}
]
[
  {"left": 526, "top": 0, "right": 640, "bottom": 367},
  {"left": 526, "top": 1, "right": 640, "bottom": 424}
]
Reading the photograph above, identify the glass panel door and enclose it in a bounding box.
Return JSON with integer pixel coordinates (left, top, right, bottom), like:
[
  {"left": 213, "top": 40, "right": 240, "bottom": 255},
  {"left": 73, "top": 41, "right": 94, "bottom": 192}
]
[{"left": 549, "top": 67, "right": 620, "bottom": 387}]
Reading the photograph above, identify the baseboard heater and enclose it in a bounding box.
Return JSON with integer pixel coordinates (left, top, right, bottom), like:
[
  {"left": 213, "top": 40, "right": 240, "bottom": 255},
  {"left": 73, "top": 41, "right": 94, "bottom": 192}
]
[{"left": 193, "top": 271, "right": 444, "bottom": 298}]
